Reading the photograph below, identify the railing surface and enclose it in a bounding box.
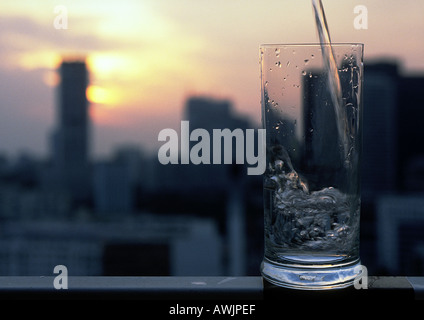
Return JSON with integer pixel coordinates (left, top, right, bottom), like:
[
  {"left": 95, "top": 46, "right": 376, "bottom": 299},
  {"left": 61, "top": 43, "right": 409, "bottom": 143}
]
[{"left": 0, "top": 276, "right": 423, "bottom": 300}]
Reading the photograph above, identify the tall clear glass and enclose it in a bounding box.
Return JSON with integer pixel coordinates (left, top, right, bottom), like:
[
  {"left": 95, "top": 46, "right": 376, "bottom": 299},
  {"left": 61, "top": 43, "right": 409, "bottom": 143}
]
[{"left": 260, "top": 44, "right": 364, "bottom": 289}]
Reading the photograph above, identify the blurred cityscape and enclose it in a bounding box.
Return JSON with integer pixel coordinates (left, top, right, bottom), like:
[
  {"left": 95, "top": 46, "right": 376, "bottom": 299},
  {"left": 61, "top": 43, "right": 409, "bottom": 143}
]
[{"left": 0, "top": 57, "right": 424, "bottom": 277}]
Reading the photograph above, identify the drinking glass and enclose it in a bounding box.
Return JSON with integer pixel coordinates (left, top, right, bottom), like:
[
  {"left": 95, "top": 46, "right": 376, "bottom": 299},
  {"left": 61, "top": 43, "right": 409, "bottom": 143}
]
[{"left": 260, "top": 43, "right": 364, "bottom": 289}]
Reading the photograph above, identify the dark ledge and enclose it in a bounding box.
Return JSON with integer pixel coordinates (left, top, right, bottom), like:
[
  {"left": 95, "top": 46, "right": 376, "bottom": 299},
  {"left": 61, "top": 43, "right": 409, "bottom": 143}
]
[{"left": 0, "top": 276, "right": 422, "bottom": 300}]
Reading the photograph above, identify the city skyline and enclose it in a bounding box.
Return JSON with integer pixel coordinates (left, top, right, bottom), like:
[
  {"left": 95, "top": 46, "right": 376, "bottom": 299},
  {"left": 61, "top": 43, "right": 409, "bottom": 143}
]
[
  {"left": 0, "top": 1, "right": 423, "bottom": 159},
  {"left": 0, "top": 58, "right": 424, "bottom": 276}
]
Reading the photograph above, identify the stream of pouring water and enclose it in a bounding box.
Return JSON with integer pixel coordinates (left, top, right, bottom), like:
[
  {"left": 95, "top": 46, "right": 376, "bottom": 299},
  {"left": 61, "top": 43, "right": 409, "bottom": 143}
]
[{"left": 311, "top": 0, "right": 349, "bottom": 161}]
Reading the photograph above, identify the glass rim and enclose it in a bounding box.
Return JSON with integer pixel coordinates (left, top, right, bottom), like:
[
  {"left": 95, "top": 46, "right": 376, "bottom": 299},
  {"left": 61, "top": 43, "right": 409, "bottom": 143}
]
[{"left": 260, "top": 43, "right": 364, "bottom": 48}]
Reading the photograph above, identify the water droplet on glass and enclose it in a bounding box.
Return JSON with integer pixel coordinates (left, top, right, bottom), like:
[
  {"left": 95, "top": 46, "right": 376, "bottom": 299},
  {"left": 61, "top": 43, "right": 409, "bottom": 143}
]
[
  {"left": 264, "top": 81, "right": 268, "bottom": 87},
  {"left": 302, "top": 70, "right": 307, "bottom": 76},
  {"left": 311, "top": 54, "right": 315, "bottom": 59},
  {"left": 275, "top": 48, "right": 280, "bottom": 57},
  {"left": 286, "top": 61, "right": 290, "bottom": 67},
  {"left": 304, "top": 59, "right": 309, "bottom": 65}
]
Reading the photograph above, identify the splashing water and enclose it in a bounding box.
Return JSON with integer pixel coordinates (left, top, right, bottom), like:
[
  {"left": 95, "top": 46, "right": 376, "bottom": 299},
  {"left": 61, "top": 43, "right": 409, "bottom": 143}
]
[{"left": 264, "top": 145, "right": 359, "bottom": 253}]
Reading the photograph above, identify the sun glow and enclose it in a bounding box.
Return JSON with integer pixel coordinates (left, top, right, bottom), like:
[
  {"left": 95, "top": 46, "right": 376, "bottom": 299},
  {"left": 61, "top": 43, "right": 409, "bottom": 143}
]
[
  {"left": 86, "top": 85, "right": 120, "bottom": 106},
  {"left": 86, "top": 54, "right": 132, "bottom": 79}
]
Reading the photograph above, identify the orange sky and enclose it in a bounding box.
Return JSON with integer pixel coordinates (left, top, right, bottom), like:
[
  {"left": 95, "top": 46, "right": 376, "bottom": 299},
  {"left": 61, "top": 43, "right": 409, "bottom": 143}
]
[{"left": 0, "top": 0, "right": 423, "bottom": 158}]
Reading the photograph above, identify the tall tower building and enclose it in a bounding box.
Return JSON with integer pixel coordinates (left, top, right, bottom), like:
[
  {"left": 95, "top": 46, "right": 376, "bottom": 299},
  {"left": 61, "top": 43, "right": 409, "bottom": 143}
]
[
  {"left": 52, "top": 59, "right": 91, "bottom": 205},
  {"left": 361, "top": 62, "right": 398, "bottom": 202}
]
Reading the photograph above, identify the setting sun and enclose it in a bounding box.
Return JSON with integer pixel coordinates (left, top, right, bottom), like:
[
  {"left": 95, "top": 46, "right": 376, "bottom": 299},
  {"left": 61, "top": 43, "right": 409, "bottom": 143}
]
[{"left": 86, "top": 85, "right": 112, "bottom": 105}]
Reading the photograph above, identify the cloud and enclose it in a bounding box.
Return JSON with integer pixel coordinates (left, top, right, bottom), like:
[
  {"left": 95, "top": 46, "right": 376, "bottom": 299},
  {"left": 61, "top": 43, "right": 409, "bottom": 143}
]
[{"left": 0, "top": 14, "right": 145, "bottom": 70}]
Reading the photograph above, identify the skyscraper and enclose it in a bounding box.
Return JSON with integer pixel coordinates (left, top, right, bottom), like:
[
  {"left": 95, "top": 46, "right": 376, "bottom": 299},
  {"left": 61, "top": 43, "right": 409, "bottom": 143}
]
[
  {"left": 302, "top": 71, "right": 344, "bottom": 190},
  {"left": 52, "top": 59, "right": 91, "bottom": 206},
  {"left": 361, "top": 62, "right": 399, "bottom": 201},
  {"left": 182, "top": 96, "right": 251, "bottom": 190}
]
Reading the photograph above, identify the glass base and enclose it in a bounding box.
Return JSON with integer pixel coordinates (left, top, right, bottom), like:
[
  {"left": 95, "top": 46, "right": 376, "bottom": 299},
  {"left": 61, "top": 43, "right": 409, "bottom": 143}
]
[{"left": 261, "top": 257, "right": 362, "bottom": 290}]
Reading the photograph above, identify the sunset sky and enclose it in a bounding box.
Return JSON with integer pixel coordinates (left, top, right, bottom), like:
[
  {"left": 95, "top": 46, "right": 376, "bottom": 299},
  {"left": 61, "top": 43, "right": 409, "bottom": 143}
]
[{"left": 0, "top": 0, "right": 423, "bottom": 159}]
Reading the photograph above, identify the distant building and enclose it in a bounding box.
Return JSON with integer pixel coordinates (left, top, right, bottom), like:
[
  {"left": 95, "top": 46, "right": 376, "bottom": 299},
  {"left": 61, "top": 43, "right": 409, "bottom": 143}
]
[
  {"left": 0, "top": 215, "right": 223, "bottom": 276},
  {"left": 302, "top": 70, "right": 351, "bottom": 190},
  {"left": 397, "top": 75, "right": 424, "bottom": 191},
  {"left": 361, "top": 62, "right": 399, "bottom": 202},
  {"left": 182, "top": 96, "right": 252, "bottom": 191},
  {"left": 93, "top": 161, "right": 133, "bottom": 215},
  {"left": 154, "top": 96, "right": 255, "bottom": 193},
  {"left": 184, "top": 97, "right": 248, "bottom": 131},
  {"left": 112, "top": 145, "right": 144, "bottom": 189},
  {"left": 303, "top": 72, "right": 340, "bottom": 171},
  {"left": 376, "top": 195, "right": 424, "bottom": 275},
  {"left": 51, "top": 59, "right": 91, "bottom": 206}
]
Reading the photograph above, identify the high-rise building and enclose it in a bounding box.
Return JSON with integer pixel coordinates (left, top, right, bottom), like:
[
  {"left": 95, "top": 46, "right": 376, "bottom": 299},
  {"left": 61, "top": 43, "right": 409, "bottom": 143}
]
[
  {"left": 182, "top": 96, "right": 252, "bottom": 190},
  {"left": 397, "top": 75, "right": 424, "bottom": 191},
  {"left": 303, "top": 72, "right": 340, "bottom": 169},
  {"left": 361, "top": 62, "right": 399, "bottom": 202},
  {"left": 52, "top": 59, "right": 91, "bottom": 206},
  {"left": 302, "top": 71, "right": 347, "bottom": 190}
]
